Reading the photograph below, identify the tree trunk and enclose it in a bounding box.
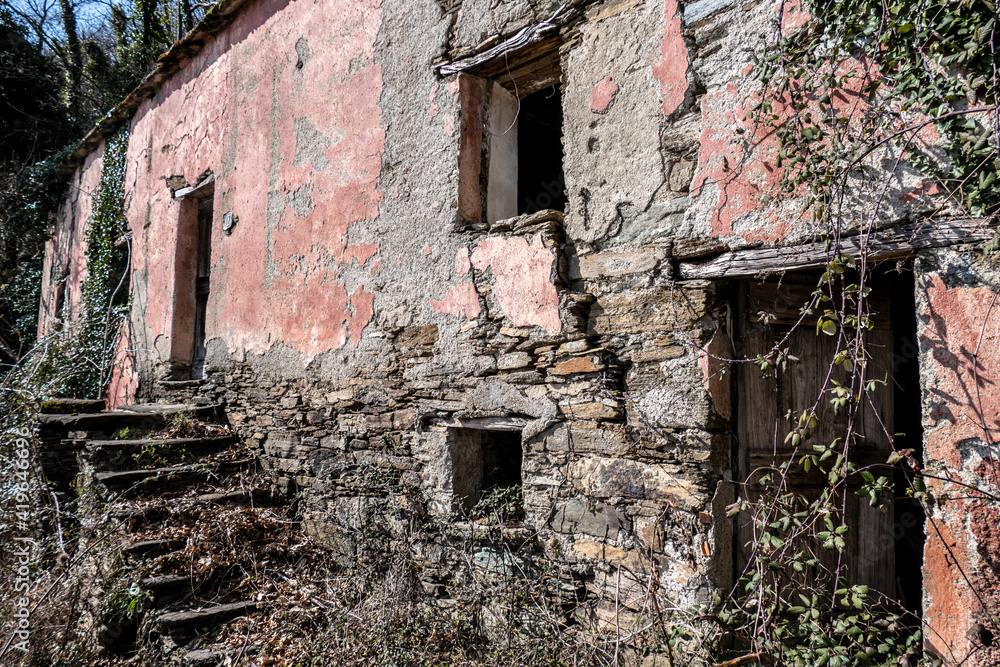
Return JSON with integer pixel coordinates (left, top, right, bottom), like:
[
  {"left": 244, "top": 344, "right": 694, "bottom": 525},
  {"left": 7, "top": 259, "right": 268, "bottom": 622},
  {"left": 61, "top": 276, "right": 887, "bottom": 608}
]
[
  {"left": 142, "top": 0, "right": 160, "bottom": 50},
  {"left": 178, "top": 0, "right": 193, "bottom": 40},
  {"left": 57, "top": 0, "right": 83, "bottom": 117}
]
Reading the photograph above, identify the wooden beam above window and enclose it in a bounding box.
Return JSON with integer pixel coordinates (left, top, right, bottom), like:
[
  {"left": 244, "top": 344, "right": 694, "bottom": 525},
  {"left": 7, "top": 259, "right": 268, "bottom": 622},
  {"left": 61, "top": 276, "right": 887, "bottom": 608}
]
[{"left": 435, "top": 5, "right": 576, "bottom": 96}]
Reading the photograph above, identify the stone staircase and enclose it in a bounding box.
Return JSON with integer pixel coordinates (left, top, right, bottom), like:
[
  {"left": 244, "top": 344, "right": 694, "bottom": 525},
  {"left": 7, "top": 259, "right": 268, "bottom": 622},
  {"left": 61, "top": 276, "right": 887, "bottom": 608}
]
[{"left": 38, "top": 397, "right": 292, "bottom": 665}]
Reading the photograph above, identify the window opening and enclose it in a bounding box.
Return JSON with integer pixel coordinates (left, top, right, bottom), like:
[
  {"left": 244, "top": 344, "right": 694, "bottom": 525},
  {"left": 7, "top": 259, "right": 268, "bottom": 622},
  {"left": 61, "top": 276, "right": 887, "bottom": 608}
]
[
  {"left": 53, "top": 267, "right": 70, "bottom": 328},
  {"left": 516, "top": 86, "right": 565, "bottom": 215},
  {"left": 451, "top": 427, "right": 523, "bottom": 517},
  {"left": 456, "top": 36, "right": 565, "bottom": 227}
]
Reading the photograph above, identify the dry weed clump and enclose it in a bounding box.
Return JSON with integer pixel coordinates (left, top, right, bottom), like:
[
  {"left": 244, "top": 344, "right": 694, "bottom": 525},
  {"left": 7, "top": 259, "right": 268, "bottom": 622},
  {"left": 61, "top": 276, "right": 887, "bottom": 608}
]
[{"left": 4, "top": 491, "right": 715, "bottom": 667}]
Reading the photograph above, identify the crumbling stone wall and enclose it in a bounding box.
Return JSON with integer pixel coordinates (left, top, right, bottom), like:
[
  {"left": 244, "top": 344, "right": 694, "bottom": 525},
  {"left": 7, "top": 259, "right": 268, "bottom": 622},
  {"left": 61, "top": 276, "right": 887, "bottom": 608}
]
[
  {"left": 39, "top": 146, "right": 105, "bottom": 336},
  {"left": 40, "top": 0, "right": 1000, "bottom": 653},
  {"left": 58, "top": 0, "right": 738, "bottom": 612}
]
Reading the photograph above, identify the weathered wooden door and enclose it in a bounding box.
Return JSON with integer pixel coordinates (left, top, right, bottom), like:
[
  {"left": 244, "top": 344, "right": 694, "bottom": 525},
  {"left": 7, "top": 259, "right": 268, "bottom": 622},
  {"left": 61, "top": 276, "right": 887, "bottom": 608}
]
[
  {"left": 191, "top": 196, "right": 212, "bottom": 380},
  {"left": 736, "top": 274, "right": 896, "bottom": 598}
]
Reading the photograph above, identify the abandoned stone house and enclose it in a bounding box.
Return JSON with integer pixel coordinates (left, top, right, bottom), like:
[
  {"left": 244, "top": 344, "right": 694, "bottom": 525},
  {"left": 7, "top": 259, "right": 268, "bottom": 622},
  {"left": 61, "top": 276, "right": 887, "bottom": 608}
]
[{"left": 35, "top": 0, "right": 1000, "bottom": 661}]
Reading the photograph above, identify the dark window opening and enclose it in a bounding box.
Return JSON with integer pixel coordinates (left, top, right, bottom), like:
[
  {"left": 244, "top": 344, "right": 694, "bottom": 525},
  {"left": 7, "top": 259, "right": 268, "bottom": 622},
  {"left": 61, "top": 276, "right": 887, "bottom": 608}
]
[
  {"left": 517, "top": 86, "right": 565, "bottom": 215},
  {"left": 451, "top": 428, "right": 523, "bottom": 519},
  {"left": 53, "top": 268, "right": 70, "bottom": 328},
  {"left": 481, "top": 429, "right": 523, "bottom": 491}
]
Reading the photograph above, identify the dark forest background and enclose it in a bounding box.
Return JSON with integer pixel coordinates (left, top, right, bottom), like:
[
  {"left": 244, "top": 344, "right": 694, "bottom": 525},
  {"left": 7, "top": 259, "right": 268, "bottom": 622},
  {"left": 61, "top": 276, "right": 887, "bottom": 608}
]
[{"left": 0, "top": 0, "right": 208, "bottom": 366}]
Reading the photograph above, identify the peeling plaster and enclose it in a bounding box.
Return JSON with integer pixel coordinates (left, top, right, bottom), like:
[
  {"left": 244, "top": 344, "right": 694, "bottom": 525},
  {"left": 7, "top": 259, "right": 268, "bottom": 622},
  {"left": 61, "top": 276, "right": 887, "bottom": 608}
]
[
  {"left": 470, "top": 236, "right": 561, "bottom": 334},
  {"left": 917, "top": 255, "right": 1000, "bottom": 661},
  {"left": 648, "top": 0, "right": 688, "bottom": 116},
  {"left": 454, "top": 246, "right": 471, "bottom": 275},
  {"left": 125, "top": 0, "right": 385, "bottom": 366},
  {"left": 590, "top": 76, "right": 619, "bottom": 113},
  {"left": 430, "top": 283, "right": 481, "bottom": 320}
]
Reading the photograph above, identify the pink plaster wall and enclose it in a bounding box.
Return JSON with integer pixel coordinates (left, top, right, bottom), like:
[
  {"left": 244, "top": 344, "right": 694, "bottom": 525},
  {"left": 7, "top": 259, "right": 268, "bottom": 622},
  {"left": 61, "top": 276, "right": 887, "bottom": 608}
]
[
  {"left": 125, "top": 0, "right": 384, "bottom": 366},
  {"left": 778, "top": 0, "right": 811, "bottom": 35},
  {"left": 692, "top": 62, "right": 879, "bottom": 242},
  {"left": 430, "top": 283, "right": 481, "bottom": 320},
  {"left": 918, "top": 275, "right": 1000, "bottom": 664},
  {"left": 38, "top": 146, "right": 104, "bottom": 337},
  {"left": 106, "top": 319, "right": 138, "bottom": 410}
]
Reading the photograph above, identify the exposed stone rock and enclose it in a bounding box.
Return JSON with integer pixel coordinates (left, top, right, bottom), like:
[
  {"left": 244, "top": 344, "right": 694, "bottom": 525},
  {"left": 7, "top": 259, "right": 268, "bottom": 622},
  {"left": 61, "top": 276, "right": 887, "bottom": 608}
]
[
  {"left": 568, "top": 457, "right": 705, "bottom": 510},
  {"left": 550, "top": 497, "right": 631, "bottom": 539},
  {"left": 589, "top": 283, "right": 715, "bottom": 335},
  {"left": 551, "top": 356, "right": 603, "bottom": 375}
]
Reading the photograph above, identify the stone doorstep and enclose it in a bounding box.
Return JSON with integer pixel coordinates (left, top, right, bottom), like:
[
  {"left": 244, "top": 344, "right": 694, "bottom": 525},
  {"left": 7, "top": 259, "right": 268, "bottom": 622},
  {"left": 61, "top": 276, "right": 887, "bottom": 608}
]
[
  {"left": 94, "top": 459, "right": 256, "bottom": 492},
  {"left": 123, "top": 538, "right": 187, "bottom": 558},
  {"left": 157, "top": 600, "right": 259, "bottom": 632}
]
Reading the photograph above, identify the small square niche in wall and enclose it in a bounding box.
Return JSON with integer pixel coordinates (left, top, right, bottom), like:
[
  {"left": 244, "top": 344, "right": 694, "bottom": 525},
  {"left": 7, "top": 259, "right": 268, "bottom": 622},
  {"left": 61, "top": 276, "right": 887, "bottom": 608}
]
[
  {"left": 451, "top": 428, "right": 523, "bottom": 511},
  {"left": 418, "top": 420, "right": 526, "bottom": 520}
]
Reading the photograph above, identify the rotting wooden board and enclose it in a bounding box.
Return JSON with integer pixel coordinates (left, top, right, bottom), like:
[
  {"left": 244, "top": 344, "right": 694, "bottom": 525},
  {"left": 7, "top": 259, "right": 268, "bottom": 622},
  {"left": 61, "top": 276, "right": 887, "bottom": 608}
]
[
  {"left": 678, "top": 217, "right": 996, "bottom": 279},
  {"left": 436, "top": 6, "right": 577, "bottom": 77}
]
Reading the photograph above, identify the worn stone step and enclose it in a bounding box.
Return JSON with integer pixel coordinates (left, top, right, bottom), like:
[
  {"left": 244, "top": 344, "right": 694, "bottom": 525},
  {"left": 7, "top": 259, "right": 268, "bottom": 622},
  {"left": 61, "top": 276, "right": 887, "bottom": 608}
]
[
  {"left": 95, "top": 459, "right": 255, "bottom": 494},
  {"left": 83, "top": 435, "right": 237, "bottom": 458},
  {"left": 38, "top": 403, "right": 223, "bottom": 433},
  {"left": 123, "top": 538, "right": 187, "bottom": 558},
  {"left": 159, "top": 379, "right": 206, "bottom": 389},
  {"left": 39, "top": 397, "right": 107, "bottom": 414},
  {"left": 158, "top": 600, "right": 258, "bottom": 632},
  {"left": 194, "top": 488, "right": 280, "bottom": 505},
  {"left": 172, "top": 647, "right": 231, "bottom": 667},
  {"left": 142, "top": 574, "right": 194, "bottom": 607}
]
